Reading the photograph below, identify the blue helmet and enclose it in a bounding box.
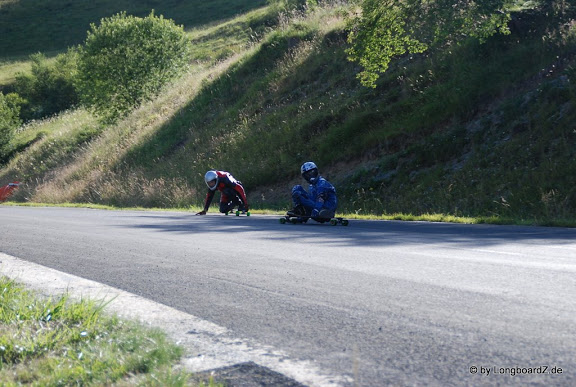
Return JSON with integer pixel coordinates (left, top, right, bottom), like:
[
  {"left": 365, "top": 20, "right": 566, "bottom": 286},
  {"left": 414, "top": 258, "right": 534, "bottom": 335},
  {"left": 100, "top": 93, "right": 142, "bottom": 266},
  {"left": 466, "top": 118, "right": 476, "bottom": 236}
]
[{"left": 301, "top": 161, "right": 319, "bottom": 184}]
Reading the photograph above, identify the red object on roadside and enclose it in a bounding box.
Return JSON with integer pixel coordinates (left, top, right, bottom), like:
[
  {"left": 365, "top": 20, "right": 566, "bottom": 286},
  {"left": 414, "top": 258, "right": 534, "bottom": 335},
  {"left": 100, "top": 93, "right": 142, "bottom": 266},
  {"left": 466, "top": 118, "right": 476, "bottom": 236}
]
[{"left": 0, "top": 182, "right": 19, "bottom": 202}]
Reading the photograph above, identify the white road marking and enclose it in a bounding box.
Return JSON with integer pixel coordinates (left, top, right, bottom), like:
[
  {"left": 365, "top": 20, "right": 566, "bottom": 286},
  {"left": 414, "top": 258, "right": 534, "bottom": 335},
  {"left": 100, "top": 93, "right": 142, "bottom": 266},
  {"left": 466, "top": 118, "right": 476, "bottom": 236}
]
[{"left": 0, "top": 253, "right": 350, "bottom": 387}]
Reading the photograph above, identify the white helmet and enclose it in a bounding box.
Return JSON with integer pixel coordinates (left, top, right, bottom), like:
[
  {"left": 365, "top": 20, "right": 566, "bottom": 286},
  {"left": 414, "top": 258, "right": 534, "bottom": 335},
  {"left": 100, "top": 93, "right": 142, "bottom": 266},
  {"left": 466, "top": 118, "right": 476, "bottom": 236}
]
[
  {"left": 301, "top": 161, "right": 319, "bottom": 184},
  {"left": 204, "top": 170, "right": 219, "bottom": 191}
]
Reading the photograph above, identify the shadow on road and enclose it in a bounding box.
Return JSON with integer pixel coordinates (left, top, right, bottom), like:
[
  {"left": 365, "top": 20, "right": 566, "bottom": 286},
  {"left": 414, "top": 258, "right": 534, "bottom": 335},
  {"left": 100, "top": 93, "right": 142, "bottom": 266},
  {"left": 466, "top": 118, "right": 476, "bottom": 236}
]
[{"left": 116, "top": 213, "right": 576, "bottom": 249}]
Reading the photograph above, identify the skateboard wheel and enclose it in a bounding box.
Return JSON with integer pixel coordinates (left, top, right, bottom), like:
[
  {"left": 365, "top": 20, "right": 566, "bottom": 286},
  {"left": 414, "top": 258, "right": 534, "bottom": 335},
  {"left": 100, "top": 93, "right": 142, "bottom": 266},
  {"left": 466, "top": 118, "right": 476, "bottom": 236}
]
[
  {"left": 225, "top": 212, "right": 229, "bottom": 216},
  {"left": 330, "top": 219, "right": 338, "bottom": 226},
  {"left": 341, "top": 219, "right": 349, "bottom": 226},
  {"left": 235, "top": 210, "right": 240, "bottom": 216},
  {"left": 246, "top": 211, "right": 251, "bottom": 216},
  {"left": 279, "top": 218, "right": 286, "bottom": 224}
]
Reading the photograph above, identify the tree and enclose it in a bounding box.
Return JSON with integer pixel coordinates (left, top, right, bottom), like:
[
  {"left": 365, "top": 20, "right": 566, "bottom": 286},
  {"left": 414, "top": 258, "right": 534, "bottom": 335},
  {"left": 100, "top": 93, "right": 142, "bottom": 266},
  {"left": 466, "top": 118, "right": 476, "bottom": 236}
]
[
  {"left": 0, "top": 92, "right": 23, "bottom": 162},
  {"left": 76, "top": 11, "right": 192, "bottom": 123},
  {"left": 15, "top": 49, "right": 79, "bottom": 120},
  {"left": 347, "top": 0, "right": 513, "bottom": 87}
]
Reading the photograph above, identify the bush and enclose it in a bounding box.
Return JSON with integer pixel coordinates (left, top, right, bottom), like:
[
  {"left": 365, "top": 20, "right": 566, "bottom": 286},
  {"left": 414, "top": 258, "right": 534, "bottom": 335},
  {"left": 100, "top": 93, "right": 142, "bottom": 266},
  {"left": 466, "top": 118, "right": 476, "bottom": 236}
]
[
  {"left": 14, "top": 50, "right": 80, "bottom": 121},
  {"left": 0, "top": 92, "right": 23, "bottom": 162},
  {"left": 346, "top": 0, "right": 512, "bottom": 87},
  {"left": 76, "top": 11, "right": 193, "bottom": 123}
]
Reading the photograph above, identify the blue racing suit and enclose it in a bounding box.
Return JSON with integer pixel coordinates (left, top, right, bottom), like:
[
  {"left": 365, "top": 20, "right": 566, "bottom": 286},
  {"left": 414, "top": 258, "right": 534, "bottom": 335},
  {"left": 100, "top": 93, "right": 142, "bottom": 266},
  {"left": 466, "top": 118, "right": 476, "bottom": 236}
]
[{"left": 292, "top": 177, "right": 337, "bottom": 219}]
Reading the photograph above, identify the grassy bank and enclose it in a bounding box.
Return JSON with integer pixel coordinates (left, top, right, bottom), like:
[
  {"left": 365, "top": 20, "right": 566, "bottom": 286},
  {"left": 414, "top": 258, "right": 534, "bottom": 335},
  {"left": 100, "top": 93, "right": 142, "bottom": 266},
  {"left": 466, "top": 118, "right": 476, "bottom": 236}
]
[
  {"left": 0, "top": 0, "right": 267, "bottom": 57},
  {"left": 1, "top": 1, "right": 575, "bottom": 225},
  {"left": 0, "top": 276, "right": 210, "bottom": 386}
]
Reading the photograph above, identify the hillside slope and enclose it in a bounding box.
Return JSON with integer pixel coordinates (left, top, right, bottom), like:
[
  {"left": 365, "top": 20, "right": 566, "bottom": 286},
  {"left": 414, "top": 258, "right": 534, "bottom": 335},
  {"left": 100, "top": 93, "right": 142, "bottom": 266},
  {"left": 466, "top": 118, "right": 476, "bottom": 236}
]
[
  {"left": 0, "top": 0, "right": 267, "bottom": 57},
  {"left": 1, "top": 2, "right": 575, "bottom": 225}
]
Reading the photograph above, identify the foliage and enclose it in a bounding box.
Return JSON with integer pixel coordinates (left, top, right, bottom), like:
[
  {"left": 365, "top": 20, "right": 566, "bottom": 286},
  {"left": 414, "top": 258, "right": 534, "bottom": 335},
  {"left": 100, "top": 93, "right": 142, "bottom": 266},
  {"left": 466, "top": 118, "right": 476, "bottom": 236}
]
[
  {"left": 346, "top": 0, "right": 513, "bottom": 87},
  {"left": 76, "top": 11, "right": 193, "bottom": 123},
  {"left": 0, "top": 276, "right": 191, "bottom": 386},
  {"left": 0, "top": 92, "right": 23, "bottom": 162},
  {"left": 14, "top": 50, "right": 79, "bottom": 121}
]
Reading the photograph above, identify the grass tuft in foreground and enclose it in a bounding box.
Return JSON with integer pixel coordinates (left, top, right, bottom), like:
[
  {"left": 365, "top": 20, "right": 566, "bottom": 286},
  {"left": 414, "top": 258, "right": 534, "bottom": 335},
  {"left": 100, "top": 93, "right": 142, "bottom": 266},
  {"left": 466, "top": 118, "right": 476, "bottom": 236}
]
[{"left": 0, "top": 276, "right": 205, "bottom": 386}]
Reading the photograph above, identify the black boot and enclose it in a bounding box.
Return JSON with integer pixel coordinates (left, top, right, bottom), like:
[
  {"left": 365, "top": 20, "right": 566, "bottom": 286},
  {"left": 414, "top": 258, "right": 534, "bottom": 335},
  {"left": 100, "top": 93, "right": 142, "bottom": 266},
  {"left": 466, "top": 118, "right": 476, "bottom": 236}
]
[{"left": 287, "top": 205, "right": 307, "bottom": 217}]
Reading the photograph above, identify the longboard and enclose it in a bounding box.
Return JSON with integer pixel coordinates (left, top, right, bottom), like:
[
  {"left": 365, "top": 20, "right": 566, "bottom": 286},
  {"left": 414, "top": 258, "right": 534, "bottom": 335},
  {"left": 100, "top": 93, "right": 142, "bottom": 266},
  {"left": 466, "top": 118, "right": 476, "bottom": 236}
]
[
  {"left": 225, "top": 210, "right": 251, "bottom": 216},
  {"left": 279, "top": 214, "right": 349, "bottom": 226}
]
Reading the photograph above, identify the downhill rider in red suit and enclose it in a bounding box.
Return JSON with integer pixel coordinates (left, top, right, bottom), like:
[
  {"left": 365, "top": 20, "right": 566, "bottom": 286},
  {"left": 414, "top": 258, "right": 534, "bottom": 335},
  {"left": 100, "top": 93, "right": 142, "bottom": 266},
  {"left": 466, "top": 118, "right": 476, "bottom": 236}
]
[
  {"left": 196, "top": 171, "right": 249, "bottom": 215},
  {"left": 0, "top": 182, "right": 19, "bottom": 202}
]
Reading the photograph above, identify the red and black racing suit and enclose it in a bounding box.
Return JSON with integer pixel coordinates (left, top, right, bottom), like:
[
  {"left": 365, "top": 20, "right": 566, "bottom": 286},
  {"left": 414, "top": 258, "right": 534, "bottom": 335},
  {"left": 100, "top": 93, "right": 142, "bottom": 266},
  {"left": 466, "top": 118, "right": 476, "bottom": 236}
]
[
  {"left": 0, "top": 182, "right": 19, "bottom": 202},
  {"left": 202, "top": 171, "right": 248, "bottom": 213}
]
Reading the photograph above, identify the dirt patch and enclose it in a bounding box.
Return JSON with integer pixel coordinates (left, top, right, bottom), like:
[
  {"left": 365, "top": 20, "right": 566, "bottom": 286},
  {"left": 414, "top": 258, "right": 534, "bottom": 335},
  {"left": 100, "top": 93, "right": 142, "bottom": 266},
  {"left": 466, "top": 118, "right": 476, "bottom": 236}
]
[{"left": 195, "top": 362, "right": 306, "bottom": 387}]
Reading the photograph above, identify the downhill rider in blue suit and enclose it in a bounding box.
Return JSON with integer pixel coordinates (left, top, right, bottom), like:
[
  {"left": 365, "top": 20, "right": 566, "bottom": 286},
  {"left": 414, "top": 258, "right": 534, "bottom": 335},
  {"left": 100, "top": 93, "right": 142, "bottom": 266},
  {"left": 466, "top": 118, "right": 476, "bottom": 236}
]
[{"left": 289, "top": 161, "right": 337, "bottom": 222}]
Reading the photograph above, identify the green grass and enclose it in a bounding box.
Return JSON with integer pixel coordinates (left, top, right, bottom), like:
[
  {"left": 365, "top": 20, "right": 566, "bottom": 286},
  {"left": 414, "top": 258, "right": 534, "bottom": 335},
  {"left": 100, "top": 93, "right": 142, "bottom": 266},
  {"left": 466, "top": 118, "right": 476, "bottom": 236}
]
[
  {"left": 0, "top": 0, "right": 268, "bottom": 58},
  {"left": 0, "top": 57, "right": 31, "bottom": 87},
  {"left": 0, "top": 109, "right": 103, "bottom": 191},
  {"left": 0, "top": 276, "right": 210, "bottom": 386},
  {"left": 188, "top": 6, "right": 278, "bottom": 64}
]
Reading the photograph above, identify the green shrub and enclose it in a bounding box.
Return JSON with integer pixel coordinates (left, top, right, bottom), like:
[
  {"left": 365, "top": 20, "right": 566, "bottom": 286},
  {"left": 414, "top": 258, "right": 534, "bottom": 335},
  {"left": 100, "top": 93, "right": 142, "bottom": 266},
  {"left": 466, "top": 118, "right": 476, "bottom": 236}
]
[
  {"left": 0, "top": 92, "right": 23, "bottom": 162},
  {"left": 346, "top": 0, "right": 512, "bottom": 87},
  {"left": 76, "top": 11, "right": 193, "bottom": 123},
  {"left": 14, "top": 50, "right": 80, "bottom": 121}
]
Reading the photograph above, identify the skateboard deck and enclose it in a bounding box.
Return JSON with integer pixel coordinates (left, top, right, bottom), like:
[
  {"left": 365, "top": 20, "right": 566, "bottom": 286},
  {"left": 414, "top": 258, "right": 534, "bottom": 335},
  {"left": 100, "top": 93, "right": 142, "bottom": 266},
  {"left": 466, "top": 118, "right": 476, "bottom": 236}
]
[
  {"left": 225, "top": 210, "right": 251, "bottom": 216},
  {"left": 279, "top": 214, "right": 349, "bottom": 226}
]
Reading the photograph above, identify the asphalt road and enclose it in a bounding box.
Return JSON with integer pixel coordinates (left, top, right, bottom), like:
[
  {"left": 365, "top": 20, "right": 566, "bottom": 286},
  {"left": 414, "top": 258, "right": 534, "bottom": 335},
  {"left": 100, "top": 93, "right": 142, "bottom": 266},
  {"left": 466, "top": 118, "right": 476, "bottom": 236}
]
[{"left": 1, "top": 206, "right": 575, "bottom": 386}]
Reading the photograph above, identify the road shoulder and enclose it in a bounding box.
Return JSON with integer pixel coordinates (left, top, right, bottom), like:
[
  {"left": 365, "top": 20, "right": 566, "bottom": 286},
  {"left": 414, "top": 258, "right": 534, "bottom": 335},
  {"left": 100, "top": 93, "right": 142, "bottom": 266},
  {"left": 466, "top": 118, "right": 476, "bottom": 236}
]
[{"left": 0, "top": 252, "right": 347, "bottom": 387}]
